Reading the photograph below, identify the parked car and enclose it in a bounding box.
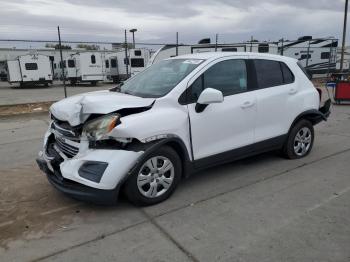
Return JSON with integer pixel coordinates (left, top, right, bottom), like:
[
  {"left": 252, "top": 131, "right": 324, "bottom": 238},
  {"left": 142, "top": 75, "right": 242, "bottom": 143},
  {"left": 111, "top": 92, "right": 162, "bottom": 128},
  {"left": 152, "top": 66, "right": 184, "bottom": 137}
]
[{"left": 37, "top": 52, "right": 331, "bottom": 206}]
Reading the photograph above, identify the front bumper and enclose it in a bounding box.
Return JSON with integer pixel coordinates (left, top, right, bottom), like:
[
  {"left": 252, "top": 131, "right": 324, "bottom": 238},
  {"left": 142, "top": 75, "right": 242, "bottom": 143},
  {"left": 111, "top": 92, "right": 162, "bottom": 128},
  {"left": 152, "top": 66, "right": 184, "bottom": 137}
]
[
  {"left": 36, "top": 158, "right": 119, "bottom": 205},
  {"left": 37, "top": 128, "right": 143, "bottom": 204}
]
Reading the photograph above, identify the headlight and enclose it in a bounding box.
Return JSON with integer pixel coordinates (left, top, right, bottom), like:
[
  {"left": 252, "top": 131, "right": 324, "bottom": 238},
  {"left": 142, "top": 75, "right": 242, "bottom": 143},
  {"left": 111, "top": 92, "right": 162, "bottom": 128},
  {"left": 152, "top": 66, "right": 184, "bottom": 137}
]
[{"left": 83, "top": 114, "right": 120, "bottom": 140}]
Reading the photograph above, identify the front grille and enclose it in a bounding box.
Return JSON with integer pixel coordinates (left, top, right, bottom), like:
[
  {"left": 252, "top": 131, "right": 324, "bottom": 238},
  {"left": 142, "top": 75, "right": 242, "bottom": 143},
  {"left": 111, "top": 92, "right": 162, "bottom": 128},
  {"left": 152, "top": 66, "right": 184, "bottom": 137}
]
[
  {"left": 55, "top": 136, "right": 79, "bottom": 157},
  {"left": 51, "top": 119, "right": 81, "bottom": 158}
]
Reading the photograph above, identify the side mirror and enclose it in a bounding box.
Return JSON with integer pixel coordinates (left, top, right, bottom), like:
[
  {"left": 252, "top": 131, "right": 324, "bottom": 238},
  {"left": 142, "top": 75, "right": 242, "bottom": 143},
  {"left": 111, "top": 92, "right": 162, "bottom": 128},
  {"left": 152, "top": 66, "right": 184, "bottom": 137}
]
[{"left": 196, "top": 88, "right": 224, "bottom": 113}]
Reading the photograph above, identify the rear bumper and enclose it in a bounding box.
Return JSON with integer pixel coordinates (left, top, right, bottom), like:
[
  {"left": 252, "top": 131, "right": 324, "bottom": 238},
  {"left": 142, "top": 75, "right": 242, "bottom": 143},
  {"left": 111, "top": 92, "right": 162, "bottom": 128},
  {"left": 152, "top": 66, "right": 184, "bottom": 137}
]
[{"left": 36, "top": 158, "right": 119, "bottom": 205}]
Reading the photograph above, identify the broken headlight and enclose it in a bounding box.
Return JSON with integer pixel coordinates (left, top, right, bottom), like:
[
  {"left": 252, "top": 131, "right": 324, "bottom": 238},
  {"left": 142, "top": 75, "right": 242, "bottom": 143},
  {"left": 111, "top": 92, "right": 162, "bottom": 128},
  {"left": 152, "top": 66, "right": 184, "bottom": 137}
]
[{"left": 83, "top": 114, "right": 120, "bottom": 141}]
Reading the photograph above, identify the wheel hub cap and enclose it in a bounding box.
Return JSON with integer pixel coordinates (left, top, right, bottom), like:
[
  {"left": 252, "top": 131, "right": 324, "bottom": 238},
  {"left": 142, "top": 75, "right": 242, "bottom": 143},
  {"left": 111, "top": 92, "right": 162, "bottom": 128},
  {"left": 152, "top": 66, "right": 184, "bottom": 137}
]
[{"left": 137, "top": 156, "right": 175, "bottom": 198}]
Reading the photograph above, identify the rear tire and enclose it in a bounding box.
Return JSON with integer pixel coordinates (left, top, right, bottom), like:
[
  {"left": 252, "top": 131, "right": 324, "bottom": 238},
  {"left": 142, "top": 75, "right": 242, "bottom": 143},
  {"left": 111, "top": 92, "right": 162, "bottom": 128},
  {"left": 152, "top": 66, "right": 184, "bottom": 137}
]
[
  {"left": 282, "top": 119, "right": 314, "bottom": 159},
  {"left": 124, "top": 146, "right": 182, "bottom": 206}
]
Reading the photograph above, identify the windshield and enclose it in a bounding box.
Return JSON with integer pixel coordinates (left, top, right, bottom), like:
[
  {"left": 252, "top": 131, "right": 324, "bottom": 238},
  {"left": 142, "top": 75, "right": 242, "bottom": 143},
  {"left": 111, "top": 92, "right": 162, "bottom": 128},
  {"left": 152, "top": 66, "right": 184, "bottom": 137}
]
[{"left": 120, "top": 59, "right": 203, "bottom": 98}]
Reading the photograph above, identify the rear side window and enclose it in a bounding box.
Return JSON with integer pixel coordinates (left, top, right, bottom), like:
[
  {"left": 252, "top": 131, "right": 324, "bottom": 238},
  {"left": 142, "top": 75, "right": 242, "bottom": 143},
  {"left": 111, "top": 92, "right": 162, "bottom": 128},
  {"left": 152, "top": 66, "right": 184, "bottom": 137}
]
[
  {"left": 25, "top": 63, "right": 38, "bottom": 70},
  {"left": 280, "top": 62, "right": 294, "bottom": 84},
  {"left": 254, "top": 59, "right": 283, "bottom": 88},
  {"left": 91, "top": 55, "right": 96, "bottom": 64},
  {"left": 130, "top": 58, "right": 145, "bottom": 67},
  {"left": 67, "top": 60, "right": 75, "bottom": 68}
]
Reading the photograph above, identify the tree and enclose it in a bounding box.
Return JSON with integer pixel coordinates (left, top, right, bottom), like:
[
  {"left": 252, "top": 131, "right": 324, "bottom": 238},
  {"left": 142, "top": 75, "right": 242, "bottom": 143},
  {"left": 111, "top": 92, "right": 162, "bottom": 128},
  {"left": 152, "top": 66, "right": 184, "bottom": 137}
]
[
  {"left": 76, "top": 44, "right": 100, "bottom": 50},
  {"left": 45, "top": 43, "right": 72, "bottom": 49}
]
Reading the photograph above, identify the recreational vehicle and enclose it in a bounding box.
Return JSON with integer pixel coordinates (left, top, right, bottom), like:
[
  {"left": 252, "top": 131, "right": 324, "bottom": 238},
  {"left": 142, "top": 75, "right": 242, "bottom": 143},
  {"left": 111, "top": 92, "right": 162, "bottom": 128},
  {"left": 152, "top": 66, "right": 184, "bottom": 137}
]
[
  {"left": 6, "top": 54, "right": 53, "bottom": 87},
  {"left": 278, "top": 36, "right": 338, "bottom": 75},
  {"left": 149, "top": 43, "right": 278, "bottom": 65},
  {"left": 66, "top": 52, "right": 104, "bottom": 85},
  {"left": 117, "top": 48, "right": 151, "bottom": 80}
]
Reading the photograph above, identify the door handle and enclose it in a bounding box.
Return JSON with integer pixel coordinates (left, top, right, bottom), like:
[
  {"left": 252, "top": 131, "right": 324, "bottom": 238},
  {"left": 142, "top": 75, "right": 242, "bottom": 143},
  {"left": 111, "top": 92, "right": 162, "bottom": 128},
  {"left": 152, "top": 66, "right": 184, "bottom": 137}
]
[
  {"left": 289, "top": 88, "right": 297, "bottom": 95},
  {"left": 240, "top": 101, "right": 254, "bottom": 109}
]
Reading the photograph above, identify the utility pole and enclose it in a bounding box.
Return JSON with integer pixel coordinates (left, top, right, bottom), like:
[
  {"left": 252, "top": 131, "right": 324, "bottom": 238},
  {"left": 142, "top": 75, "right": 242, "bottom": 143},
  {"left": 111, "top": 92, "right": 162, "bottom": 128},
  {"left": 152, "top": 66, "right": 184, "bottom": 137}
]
[
  {"left": 215, "top": 34, "right": 218, "bottom": 52},
  {"left": 280, "top": 38, "right": 284, "bottom": 56},
  {"left": 306, "top": 40, "right": 311, "bottom": 67},
  {"left": 57, "top": 26, "right": 67, "bottom": 98},
  {"left": 250, "top": 36, "right": 253, "bottom": 52},
  {"left": 340, "top": 0, "right": 348, "bottom": 71},
  {"left": 124, "top": 29, "right": 129, "bottom": 79},
  {"left": 175, "top": 32, "right": 178, "bottom": 56},
  {"left": 129, "top": 28, "right": 137, "bottom": 48}
]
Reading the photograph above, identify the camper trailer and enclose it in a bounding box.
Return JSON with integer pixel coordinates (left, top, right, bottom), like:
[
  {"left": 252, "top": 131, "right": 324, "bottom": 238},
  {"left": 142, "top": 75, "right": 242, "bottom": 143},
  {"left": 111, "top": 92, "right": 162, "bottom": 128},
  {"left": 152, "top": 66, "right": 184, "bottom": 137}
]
[
  {"left": 149, "top": 43, "right": 278, "bottom": 65},
  {"left": 6, "top": 54, "right": 53, "bottom": 87},
  {"left": 279, "top": 36, "right": 338, "bottom": 75},
  {"left": 66, "top": 52, "right": 104, "bottom": 85},
  {"left": 118, "top": 48, "right": 151, "bottom": 80}
]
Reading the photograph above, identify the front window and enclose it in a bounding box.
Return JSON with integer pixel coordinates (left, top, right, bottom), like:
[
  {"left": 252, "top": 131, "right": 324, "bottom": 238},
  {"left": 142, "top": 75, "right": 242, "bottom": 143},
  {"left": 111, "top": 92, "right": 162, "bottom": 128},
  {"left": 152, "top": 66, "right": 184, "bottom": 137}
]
[{"left": 120, "top": 59, "right": 203, "bottom": 98}]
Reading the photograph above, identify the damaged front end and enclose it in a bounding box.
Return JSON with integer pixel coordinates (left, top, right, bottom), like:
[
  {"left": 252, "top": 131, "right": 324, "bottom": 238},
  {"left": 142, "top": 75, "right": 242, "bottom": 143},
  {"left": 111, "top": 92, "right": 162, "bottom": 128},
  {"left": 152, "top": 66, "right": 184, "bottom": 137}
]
[{"left": 37, "top": 95, "right": 155, "bottom": 204}]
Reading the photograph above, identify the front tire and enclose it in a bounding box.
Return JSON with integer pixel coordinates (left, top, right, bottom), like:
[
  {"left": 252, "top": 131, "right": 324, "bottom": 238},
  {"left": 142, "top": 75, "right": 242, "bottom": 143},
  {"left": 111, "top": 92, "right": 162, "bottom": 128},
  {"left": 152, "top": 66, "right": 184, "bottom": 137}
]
[
  {"left": 282, "top": 119, "right": 314, "bottom": 159},
  {"left": 124, "top": 146, "right": 182, "bottom": 206}
]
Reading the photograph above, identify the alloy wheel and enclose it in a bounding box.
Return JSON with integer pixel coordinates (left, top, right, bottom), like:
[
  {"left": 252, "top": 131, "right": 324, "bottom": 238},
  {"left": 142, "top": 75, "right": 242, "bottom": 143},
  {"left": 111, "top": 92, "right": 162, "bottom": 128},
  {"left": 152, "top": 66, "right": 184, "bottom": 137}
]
[
  {"left": 293, "top": 127, "right": 312, "bottom": 156},
  {"left": 137, "top": 156, "right": 175, "bottom": 198}
]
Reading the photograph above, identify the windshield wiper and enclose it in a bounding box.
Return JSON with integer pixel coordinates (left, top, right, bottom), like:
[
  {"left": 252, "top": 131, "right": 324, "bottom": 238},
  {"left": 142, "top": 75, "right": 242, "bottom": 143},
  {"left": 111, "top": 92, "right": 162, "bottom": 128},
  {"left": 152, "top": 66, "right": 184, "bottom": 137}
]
[{"left": 109, "top": 82, "right": 124, "bottom": 92}]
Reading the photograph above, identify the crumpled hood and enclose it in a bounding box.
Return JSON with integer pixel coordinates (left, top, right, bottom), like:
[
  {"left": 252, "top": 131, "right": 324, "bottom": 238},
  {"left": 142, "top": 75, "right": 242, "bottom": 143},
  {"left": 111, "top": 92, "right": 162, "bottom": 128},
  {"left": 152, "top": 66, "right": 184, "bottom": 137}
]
[{"left": 50, "top": 90, "right": 155, "bottom": 126}]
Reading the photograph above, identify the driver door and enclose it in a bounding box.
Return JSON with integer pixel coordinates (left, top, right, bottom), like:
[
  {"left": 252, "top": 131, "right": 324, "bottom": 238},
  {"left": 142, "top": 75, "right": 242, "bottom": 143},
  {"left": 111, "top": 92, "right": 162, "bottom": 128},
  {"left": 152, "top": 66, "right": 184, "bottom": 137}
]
[{"left": 186, "top": 58, "right": 256, "bottom": 165}]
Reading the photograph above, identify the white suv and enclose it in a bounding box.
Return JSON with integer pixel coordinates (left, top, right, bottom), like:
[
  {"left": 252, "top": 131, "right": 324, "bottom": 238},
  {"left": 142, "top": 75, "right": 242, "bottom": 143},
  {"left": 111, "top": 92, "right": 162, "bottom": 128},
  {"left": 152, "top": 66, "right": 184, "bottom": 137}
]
[{"left": 37, "top": 52, "right": 331, "bottom": 205}]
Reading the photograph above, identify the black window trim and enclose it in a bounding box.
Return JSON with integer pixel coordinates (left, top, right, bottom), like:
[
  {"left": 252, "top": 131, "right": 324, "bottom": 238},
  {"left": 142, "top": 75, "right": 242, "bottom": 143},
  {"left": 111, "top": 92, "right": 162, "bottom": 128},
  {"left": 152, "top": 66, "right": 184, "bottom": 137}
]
[
  {"left": 279, "top": 61, "right": 295, "bottom": 85},
  {"left": 252, "top": 59, "right": 295, "bottom": 90}
]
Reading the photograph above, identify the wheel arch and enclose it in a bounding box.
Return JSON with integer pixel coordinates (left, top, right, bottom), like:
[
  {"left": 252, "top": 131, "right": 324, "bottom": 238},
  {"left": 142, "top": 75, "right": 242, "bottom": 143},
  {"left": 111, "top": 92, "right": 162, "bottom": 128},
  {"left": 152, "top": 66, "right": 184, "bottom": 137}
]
[
  {"left": 290, "top": 109, "right": 325, "bottom": 130},
  {"left": 126, "top": 136, "right": 193, "bottom": 181}
]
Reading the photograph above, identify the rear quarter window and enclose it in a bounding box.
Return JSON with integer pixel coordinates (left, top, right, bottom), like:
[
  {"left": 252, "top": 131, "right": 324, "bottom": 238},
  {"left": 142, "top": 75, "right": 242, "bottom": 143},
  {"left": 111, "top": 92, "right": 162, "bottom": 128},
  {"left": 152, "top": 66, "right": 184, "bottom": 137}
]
[{"left": 280, "top": 62, "right": 294, "bottom": 84}]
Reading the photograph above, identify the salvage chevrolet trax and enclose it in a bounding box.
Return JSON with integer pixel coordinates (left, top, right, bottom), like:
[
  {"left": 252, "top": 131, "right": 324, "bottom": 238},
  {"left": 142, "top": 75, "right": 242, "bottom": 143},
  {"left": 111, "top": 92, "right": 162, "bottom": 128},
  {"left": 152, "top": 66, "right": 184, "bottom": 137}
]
[{"left": 37, "top": 52, "right": 331, "bottom": 205}]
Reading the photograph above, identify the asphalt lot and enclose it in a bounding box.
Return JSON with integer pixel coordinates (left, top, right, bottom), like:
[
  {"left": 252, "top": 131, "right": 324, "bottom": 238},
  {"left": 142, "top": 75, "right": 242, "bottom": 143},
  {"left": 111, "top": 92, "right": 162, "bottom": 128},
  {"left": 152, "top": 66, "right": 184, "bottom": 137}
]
[
  {"left": 0, "top": 81, "right": 113, "bottom": 106},
  {"left": 0, "top": 104, "right": 350, "bottom": 261}
]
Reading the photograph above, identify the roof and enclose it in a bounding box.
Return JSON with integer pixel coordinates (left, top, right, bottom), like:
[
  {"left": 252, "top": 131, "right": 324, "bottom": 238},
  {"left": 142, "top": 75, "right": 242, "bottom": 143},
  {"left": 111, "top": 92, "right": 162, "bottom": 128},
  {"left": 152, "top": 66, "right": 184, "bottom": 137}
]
[{"left": 172, "top": 51, "right": 297, "bottom": 63}]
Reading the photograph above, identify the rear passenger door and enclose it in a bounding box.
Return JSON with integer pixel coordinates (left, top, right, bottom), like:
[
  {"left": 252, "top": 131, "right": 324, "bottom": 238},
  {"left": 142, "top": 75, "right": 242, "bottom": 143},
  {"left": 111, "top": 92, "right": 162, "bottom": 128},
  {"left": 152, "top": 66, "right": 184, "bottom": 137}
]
[{"left": 253, "top": 59, "right": 297, "bottom": 143}]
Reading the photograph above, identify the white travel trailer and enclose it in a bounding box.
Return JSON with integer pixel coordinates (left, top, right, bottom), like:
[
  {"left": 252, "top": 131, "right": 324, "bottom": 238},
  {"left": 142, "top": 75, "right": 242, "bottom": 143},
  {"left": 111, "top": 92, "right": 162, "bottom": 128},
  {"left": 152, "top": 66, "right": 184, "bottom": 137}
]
[
  {"left": 149, "top": 43, "right": 278, "bottom": 65},
  {"left": 279, "top": 36, "right": 338, "bottom": 75},
  {"left": 66, "top": 52, "right": 104, "bottom": 85},
  {"left": 6, "top": 54, "right": 53, "bottom": 86},
  {"left": 116, "top": 48, "right": 151, "bottom": 81}
]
